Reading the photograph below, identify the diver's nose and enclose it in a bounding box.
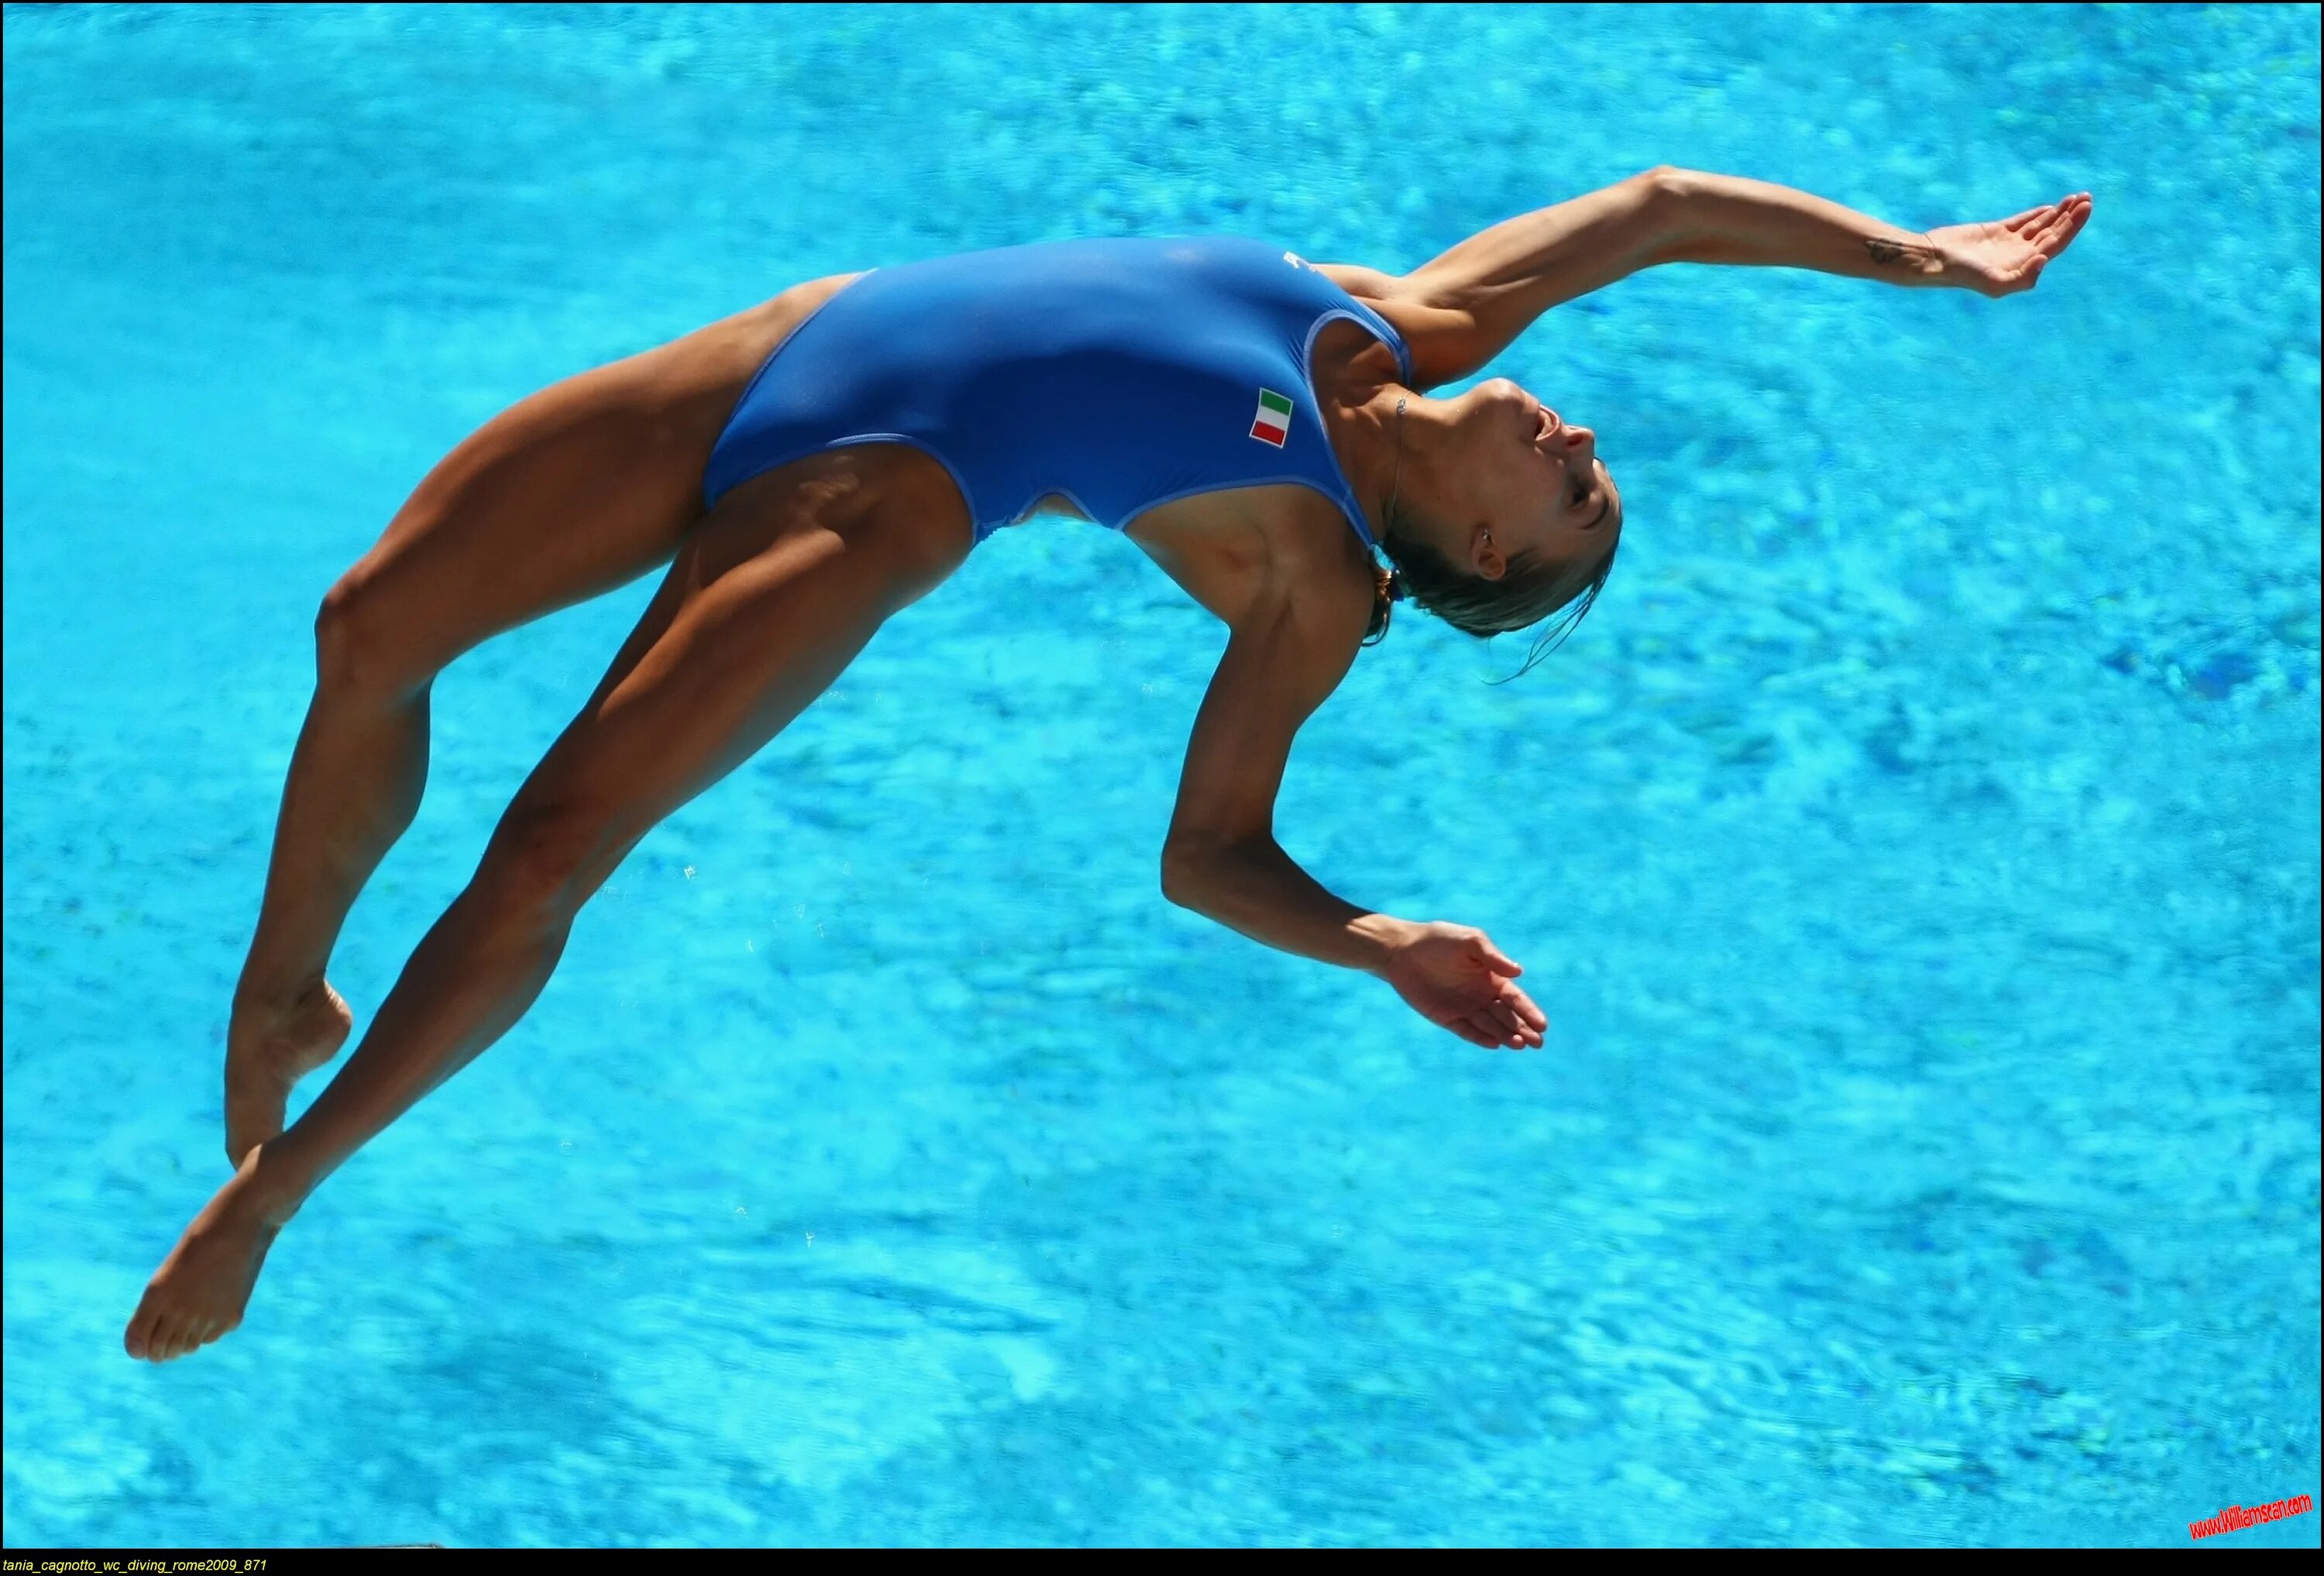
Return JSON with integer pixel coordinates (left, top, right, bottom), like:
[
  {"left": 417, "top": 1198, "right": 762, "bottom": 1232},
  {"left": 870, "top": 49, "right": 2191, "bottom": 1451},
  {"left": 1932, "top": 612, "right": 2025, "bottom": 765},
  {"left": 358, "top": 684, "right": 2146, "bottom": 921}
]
[{"left": 1563, "top": 424, "right": 1596, "bottom": 471}]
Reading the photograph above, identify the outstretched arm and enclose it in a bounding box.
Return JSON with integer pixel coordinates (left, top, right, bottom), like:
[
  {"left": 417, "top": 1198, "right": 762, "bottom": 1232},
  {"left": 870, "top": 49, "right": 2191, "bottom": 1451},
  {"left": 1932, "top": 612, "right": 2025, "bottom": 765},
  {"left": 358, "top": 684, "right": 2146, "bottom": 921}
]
[
  {"left": 1333, "top": 169, "right": 2091, "bottom": 387},
  {"left": 1648, "top": 169, "right": 2092, "bottom": 294},
  {"left": 1160, "top": 583, "right": 1546, "bottom": 1050}
]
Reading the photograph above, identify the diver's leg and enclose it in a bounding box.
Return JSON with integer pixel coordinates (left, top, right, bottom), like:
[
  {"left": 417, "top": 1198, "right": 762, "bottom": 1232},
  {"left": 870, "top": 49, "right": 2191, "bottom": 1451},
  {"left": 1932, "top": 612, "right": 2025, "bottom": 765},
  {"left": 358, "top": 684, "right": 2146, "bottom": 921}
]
[
  {"left": 225, "top": 296, "right": 810, "bottom": 1165},
  {"left": 129, "top": 453, "right": 971, "bottom": 1362}
]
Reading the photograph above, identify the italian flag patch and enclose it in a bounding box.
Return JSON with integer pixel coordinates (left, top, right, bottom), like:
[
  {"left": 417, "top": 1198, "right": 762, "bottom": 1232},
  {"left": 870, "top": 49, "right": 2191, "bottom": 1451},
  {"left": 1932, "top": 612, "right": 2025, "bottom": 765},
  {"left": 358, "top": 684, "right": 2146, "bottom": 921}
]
[{"left": 1250, "top": 388, "right": 1294, "bottom": 448}]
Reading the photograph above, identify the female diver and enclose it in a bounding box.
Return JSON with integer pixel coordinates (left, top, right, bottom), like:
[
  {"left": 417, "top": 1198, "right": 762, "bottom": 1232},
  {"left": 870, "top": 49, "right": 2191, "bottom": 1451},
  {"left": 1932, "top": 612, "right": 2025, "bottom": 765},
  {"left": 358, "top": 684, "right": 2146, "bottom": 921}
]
[{"left": 126, "top": 168, "right": 2091, "bottom": 1360}]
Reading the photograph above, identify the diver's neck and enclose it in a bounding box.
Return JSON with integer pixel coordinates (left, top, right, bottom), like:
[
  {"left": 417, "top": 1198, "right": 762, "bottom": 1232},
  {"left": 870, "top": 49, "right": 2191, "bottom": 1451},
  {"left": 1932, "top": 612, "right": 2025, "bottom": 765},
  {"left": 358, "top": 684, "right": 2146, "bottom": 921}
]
[{"left": 1323, "top": 384, "right": 1417, "bottom": 548}]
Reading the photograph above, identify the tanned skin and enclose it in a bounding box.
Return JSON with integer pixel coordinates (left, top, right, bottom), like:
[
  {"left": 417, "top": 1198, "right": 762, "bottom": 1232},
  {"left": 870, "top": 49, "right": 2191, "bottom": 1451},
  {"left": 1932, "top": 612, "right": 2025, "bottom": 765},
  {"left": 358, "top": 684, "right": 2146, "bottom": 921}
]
[{"left": 125, "top": 171, "right": 2089, "bottom": 1361}]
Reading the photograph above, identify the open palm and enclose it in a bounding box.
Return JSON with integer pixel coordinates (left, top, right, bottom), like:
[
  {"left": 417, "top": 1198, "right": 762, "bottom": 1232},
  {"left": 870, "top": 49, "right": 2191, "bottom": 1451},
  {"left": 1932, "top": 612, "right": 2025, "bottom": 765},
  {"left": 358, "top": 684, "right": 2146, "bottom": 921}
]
[{"left": 1928, "top": 192, "right": 2093, "bottom": 297}]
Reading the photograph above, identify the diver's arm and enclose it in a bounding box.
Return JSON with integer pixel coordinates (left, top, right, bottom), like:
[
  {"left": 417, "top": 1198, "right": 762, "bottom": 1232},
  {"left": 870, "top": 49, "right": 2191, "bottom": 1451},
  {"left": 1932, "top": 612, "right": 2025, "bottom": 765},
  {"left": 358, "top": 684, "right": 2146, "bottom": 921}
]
[
  {"left": 1650, "top": 170, "right": 2091, "bottom": 296},
  {"left": 1324, "top": 170, "right": 2088, "bottom": 387},
  {"left": 1324, "top": 168, "right": 1674, "bottom": 388},
  {"left": 1160, "top": 585, "right": 1545, "bottom": 1050}
]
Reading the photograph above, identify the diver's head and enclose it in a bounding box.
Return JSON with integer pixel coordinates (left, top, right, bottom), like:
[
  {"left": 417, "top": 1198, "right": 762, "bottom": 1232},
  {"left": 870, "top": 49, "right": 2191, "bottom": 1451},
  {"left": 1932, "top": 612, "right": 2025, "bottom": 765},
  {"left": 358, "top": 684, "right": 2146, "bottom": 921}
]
[{"left": 1371, "top": 377, "right": 1622, "bottom": 662}]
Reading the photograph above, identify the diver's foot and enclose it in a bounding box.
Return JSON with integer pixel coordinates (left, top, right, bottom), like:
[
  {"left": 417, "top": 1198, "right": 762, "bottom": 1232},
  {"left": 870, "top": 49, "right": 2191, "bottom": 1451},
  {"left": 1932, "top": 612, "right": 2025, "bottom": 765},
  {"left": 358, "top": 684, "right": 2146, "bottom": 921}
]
[
  {"left": 123, "top": 1146, "right": 297, "bottom": 1364},
  {"left": 225, "top": 977, "right": 350, "bottom": 1166}
]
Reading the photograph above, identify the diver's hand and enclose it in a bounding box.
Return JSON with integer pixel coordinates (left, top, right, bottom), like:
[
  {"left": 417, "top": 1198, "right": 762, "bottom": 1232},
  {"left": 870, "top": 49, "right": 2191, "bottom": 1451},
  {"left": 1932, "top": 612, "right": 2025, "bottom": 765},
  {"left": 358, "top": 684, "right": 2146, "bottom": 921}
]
[
  {"left": 1380, "top": 920, "right": 1547, "bottom": 1049},
  {"left": 1923, "top": 192, "right": 2092, "bottom": 297}
]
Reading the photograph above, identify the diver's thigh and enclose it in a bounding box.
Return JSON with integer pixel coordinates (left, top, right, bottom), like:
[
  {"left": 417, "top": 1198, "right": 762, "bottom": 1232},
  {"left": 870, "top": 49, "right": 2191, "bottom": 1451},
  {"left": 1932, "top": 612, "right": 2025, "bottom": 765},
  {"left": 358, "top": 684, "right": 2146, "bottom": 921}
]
[
  {"left": 490, "top": 451, "right": 973, "bottom": 877},
  {"left": 329, "top": 284, "right": 856, "bottom": 676}
]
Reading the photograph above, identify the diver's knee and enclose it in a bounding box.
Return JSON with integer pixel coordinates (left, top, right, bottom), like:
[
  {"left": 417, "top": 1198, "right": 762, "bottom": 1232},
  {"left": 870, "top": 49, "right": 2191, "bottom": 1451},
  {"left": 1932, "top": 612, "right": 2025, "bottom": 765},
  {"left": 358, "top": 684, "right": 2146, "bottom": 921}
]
[
  {"left": 473, "top": 797, "right": 627, "bottom": 923},
  {"left": 315, "top": 570, "right": 434, "bottom": 700}
]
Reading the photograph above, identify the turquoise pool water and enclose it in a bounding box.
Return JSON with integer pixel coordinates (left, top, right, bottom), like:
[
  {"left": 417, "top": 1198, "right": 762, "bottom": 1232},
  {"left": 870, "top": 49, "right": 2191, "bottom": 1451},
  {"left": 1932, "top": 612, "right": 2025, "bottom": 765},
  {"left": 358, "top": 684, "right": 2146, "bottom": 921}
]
[{"left": 4, "top": 2, "right": 2318, "bottom": 1549}]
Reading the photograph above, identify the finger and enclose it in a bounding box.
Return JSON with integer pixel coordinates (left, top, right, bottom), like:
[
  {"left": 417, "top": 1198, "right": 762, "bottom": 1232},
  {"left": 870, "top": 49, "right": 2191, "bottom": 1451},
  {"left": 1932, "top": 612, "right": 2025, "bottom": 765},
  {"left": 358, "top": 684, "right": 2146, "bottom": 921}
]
[
  {"left": 1487, "top": 1000, "right": 1537, "bottom": 1048},
  {"left": 1478, "top": 996, "right": 1531, "bottom": 1047},
  {"left": 1497, "top": 1004, "right": 1534, "bottom": 1055},
  {"left": 1466, "top": 1012, "right": 1518, "bottom": 1048},
  {"left": 1474, "top": 939, "right": 1522, "bottom": 977},
  {"left": 2003, "top": 204, "right": 2050, "bottom": 232},
  {"left": 1444, "top": 1015, "right": 1498, "bottom": 1049},
  {"left": 1501, "top": 984, "right": 1549, "bottom": 1034},
  {"left": 2049, "top": 200, "right": 2092, "bottom": 253}
]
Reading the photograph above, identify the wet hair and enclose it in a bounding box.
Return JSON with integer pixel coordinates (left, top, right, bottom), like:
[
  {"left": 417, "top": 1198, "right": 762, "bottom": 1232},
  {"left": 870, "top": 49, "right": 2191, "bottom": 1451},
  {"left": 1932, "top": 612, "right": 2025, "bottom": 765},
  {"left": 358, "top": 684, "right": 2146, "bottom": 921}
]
[{"left": 1367, "top": 500, "right": 1621, "bottom": 680}]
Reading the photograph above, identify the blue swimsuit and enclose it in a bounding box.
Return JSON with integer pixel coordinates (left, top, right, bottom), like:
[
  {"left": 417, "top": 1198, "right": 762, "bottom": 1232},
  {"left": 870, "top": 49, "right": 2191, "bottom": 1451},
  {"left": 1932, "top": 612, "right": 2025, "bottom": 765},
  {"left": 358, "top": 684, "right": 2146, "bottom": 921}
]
[{"left": 702, "top": 236, "right": 1415, "bottom": 549}]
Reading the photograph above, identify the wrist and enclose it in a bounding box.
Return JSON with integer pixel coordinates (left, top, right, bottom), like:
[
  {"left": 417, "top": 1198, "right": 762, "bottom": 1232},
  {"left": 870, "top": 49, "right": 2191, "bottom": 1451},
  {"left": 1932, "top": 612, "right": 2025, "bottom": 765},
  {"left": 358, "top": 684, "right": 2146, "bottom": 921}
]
[
  {"left": 1348, "top": 912, "right": 1418, "bottom": 976},
  {"left": 1863, "top": 231, "right": 1950, "bottom": 285}
]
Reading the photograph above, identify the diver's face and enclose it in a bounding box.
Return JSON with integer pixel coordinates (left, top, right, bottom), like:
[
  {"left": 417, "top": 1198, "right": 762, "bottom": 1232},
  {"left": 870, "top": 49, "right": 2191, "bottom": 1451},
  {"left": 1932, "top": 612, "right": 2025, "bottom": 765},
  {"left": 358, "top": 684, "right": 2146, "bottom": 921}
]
[{"left": 1446, "top": 378, "right": 1621, "bottom": 583}]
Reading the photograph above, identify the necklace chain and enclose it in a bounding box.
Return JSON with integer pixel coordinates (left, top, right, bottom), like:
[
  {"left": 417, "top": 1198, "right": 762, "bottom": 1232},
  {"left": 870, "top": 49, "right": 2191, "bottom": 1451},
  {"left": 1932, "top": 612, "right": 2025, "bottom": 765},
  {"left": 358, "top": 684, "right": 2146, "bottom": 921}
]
[
  {"left": 1383, "top": 395, "right": 1407, "bottom": 528},
  {"left": 1366, "top": 394, "right": 1409, "bottom": 640}
]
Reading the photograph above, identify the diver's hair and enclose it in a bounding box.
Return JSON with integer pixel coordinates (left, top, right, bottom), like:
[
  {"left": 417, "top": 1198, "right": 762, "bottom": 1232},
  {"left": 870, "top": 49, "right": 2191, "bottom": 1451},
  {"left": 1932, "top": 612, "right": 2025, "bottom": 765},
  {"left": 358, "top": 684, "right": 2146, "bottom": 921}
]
[{"left": 1373, "top": 501, "right": 1621, "bottom": 680}]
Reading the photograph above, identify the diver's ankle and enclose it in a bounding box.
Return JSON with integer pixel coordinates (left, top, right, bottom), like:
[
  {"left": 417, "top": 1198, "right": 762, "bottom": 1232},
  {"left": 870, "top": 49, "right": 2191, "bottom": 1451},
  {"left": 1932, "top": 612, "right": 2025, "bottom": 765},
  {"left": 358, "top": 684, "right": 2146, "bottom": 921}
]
[
  {"left": 232, "top": 969, "right": 328, "bottom": 1017},
  {"left": 232, "top": 1141, "right": 315, "bottom": 1230}
]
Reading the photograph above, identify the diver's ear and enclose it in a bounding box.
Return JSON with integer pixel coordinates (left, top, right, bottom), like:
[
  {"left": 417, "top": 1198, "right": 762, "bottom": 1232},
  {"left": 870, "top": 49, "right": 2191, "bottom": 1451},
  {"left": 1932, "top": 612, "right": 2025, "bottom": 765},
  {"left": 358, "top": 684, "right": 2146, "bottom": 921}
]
[{"left": 1471, "top": 525, "right": 1505, "bottom": 581}]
